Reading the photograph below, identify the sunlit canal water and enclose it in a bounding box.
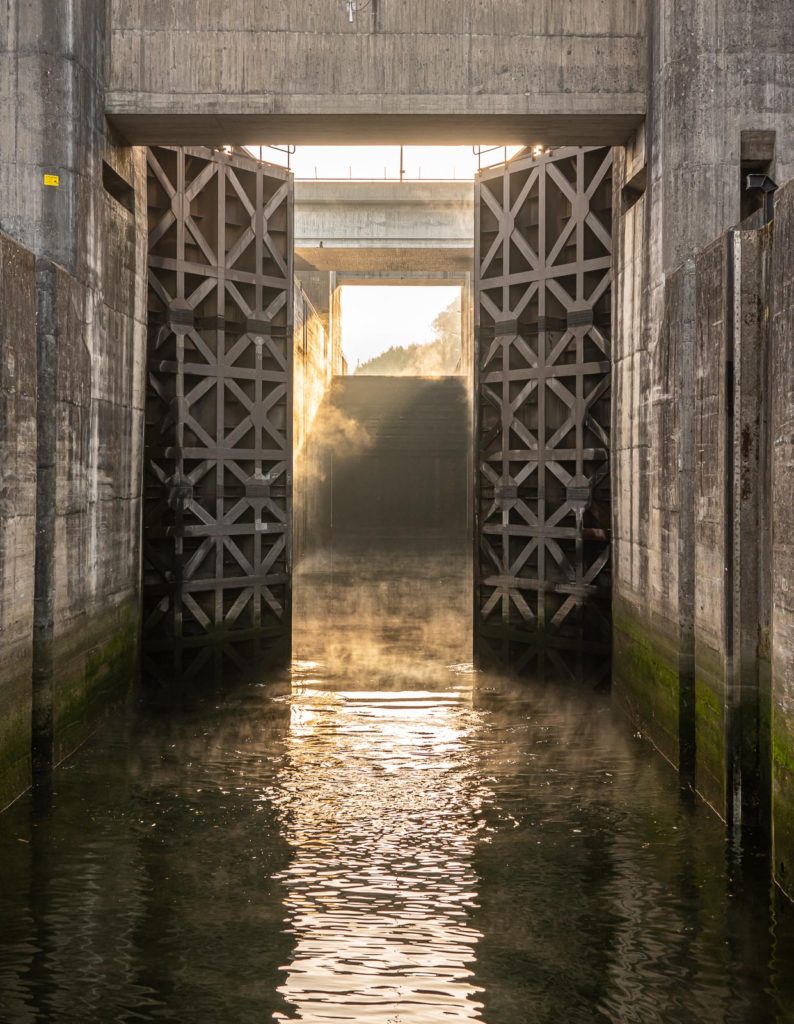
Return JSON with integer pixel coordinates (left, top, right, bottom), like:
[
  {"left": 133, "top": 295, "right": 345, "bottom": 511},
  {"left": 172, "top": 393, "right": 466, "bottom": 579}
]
[{"left": 1, "top": 562, "right": 794, "bottom": 1022}]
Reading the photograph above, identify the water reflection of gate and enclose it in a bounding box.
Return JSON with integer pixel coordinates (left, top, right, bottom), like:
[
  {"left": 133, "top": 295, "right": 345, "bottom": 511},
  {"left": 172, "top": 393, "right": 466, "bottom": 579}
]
[
  {"left": 143, "top": 146, "right": 293, "bottom": 682},
  {"left": 474, "top": 148, "right": 612, "bottom": 683}
]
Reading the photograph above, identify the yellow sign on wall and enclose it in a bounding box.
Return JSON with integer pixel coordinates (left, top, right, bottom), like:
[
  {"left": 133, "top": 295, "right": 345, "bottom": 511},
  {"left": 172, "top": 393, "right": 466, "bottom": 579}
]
[{"left": 43, "top": 174, "right": 60, "bottom": 187}]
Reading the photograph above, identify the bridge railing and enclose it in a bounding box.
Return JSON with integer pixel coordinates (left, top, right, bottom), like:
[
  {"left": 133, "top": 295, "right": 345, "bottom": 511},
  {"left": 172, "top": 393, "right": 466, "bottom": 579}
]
[{"left": 244, "top": 145, "right": 526, "bottom": 181}]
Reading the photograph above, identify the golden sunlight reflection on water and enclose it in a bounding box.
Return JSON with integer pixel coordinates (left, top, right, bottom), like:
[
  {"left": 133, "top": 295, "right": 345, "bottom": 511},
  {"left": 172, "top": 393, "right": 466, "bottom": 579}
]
[
  {"left": 3, "top": 541, "right": 794, "bottom": 1023},
  {"left": 270, "top": 677, "right": 487, "bottom": 1021}
]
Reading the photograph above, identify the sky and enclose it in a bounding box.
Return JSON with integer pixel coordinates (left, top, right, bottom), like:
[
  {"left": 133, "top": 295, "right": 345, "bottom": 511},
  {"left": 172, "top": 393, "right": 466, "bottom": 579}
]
[
  {"left": 340, "top": 286, "right": 461, "bottom": 368},
  {"left": 245, "top": 145, "right": 524, "bottom": 180}
]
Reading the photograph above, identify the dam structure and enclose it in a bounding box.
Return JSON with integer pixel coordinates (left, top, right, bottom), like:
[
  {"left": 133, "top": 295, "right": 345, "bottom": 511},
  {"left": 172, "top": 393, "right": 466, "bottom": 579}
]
[{"left": 1, "top": 2, "right": 794, "bottom": 1018}]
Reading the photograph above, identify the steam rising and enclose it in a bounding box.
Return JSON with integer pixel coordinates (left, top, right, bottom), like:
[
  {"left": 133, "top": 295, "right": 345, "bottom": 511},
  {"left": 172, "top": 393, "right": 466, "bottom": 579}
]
[
  {"left": 293, "top": 551, "right": 473, "bottom": 686},
  {"left": 294, "top": 398, "right": 373, "bottom": 489},
  {"left": 308, "top": 403, "right": 372, "bottom": 459},
  {"left": 293, "top": 369, "right": 472, "bottom": 685}
]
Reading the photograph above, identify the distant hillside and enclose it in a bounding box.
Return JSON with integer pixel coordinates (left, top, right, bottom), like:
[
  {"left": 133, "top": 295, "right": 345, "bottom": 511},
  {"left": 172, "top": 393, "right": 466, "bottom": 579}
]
[{"left": 354, "top": 295, "right": 462, "bottom": 376}]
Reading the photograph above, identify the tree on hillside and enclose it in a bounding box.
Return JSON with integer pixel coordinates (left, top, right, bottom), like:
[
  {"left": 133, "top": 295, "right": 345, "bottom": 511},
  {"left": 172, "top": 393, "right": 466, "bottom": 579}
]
[{"left": 354, "top": 294, "right": 462, "bottom": 376}]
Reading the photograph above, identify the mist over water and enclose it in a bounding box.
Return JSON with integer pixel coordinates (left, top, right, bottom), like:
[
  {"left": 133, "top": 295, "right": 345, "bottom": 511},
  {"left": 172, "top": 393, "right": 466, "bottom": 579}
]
[
  {"left": 2, "top": 379, "right": 794, "bottom": 1022},
  {"left": 1, "top": 553, "right": 794, "bottom": 1021}
]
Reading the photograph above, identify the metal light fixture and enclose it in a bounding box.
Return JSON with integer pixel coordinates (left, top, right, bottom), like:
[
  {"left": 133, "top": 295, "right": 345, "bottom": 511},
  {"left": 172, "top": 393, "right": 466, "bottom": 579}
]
[
  {"left": 744, "top": 172, "right": 778, "bottom": 223},
  {"left": 344, "top": 0, "right": 371, "bottom": 21}
]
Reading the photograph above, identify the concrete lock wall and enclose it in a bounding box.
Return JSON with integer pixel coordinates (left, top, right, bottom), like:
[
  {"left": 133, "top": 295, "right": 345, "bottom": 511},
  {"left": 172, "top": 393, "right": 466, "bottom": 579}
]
[
  {"left": 0, "top": 0, "right": 791, "bottom": 889},
  {"left": 0, "top": 234, "right": 37, "bottom": 803},
  {"left": 106, "top": 0, "right": 647, "bottom": 145},
  {"left": 293, "top": 274, "right": 345, "bottom": 564},
  {"left": 0, "top": 1, "right": 148, "bottom": 806},
  {"left": 690, "top": 228, "right": 770, "bottom": 825},
  {"left": 771, "top": 183, "right": 794, "bottom": 896},
  {"left": 610, "top": 0, "right": 794, "bottom": 802},
  {"left": 614, "top": 173, "right": 794, "bottom": 892}
]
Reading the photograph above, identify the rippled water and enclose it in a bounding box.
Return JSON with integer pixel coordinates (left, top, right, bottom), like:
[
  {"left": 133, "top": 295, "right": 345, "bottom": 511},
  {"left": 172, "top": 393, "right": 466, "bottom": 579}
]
[{"left": 1, "top": 561, "right": 794, "bottom": 1022}]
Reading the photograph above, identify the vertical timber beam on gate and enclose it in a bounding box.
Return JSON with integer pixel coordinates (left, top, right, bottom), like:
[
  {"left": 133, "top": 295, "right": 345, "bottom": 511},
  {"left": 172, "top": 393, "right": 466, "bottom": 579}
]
[
  {"left": 474, "top": 147, "right": 612, "bottom": 684},
  {"left": 143, "top": 146, "right": 294, "bottom": 683}
]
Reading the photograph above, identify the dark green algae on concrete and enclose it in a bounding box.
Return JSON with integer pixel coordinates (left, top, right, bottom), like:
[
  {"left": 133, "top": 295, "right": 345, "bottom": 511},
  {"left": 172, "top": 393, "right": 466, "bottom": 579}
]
[
  {"left": 0, "top": 601, "right": 139, "bottom": 809},
  {"left": 49, "top": 601, "right": 140, "bottom": 767},
  {"left": 0, "top": 698, "right": 32, "bottom": 812},
  {"left": 774, "top": 714, "right": 794, "bottom": 900},
  {"left": 693, "top": 640, "right": 728, "bottom": 819},
  {"left": 612, "top": 598, "right": 683, "bottom": 772}
]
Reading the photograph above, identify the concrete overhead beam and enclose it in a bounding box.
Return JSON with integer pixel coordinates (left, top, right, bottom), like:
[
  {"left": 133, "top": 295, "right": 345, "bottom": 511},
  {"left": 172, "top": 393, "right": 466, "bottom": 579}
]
[
  {"left": 295, "top": 248, "right": 473, "bottom": 273},
  {"left": 106, "top": 112, "right": 645, "bottom": 147},
  {"left": 106, "top": 0, "right": 647, "bottom": 145},
  {"left": 294, "top": 181, "right": 474, "bottom": 272}
]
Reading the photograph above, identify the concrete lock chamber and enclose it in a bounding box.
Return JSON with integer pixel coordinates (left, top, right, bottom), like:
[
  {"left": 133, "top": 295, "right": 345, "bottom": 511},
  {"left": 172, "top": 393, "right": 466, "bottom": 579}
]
[{"left": 0, "top": 0, "right": 793, "bottom": 904}]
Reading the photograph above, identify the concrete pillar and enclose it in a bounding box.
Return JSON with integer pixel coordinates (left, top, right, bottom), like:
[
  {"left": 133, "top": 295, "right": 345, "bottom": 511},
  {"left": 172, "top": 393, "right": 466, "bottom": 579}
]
[
  {"left": 692, "top": 228, "right": 770, "bottom": 828},
  {"left": 0, "top": 234, "right": 37, "bottom": 806},
  {"left": 612, "top": 133, "right": 695, "bottom": 773},
  {"left": 0, "top": 2, "right": 147, "bottom": 796},
  {"left": 330, "top": 276, "right": 345, "bottom": 374},
  {"left": 296, "top": 270, "right": 333, "bottom": 331},
  {"left": 771, "top": 181, "right": 794, "bottom": 896},
  {"left": 732, "top": 227, "right": 773, "bottom": 837}
]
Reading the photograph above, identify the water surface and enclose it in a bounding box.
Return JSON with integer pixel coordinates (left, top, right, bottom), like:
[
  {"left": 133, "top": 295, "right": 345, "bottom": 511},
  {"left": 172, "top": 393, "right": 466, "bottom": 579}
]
[{"left": 1, "top": 565, "right": 793, "bottom": 1022}]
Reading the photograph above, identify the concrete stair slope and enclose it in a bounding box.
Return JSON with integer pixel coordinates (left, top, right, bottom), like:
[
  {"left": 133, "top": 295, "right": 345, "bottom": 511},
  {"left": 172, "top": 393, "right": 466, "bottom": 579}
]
[
  {"left": 325, "top": 375, "right": 470, "bottom": 549},
  {"left": 329, "top": 375, "right": 469, "bottom": 455}
]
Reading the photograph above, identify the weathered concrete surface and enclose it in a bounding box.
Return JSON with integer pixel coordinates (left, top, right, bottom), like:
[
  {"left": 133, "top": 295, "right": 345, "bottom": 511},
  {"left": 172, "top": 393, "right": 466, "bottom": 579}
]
[
  {"left": 0, "top": 233, "right": 36, "bottom": 806},
  {"left": 295, "top": 181, "right": 474, "bottom": 273},
  {"left": 612, "top": 245, "right": 692, "bottom": 772},
  {"left": 690, "top": 230, "right": 770, "bottom": 824},
  {"left": 0, "top": 1, "right": 148, "bottom": 799},
  {"left": 649, "top": 1, "right": 794, "bottom": 274},
  {"left": 0, "top": 0, "right": 790, "bottom": 890},
  {"left": 614, "top": 207, "right": 784, "bottom": 830},
  {"left": 771, "top": 181, "right": 794, "bottom": 897},
  {"left": 295, "top": 271, "right": 333, "bottom": 334},
  {"left": 611, "top": 0, "right": 794, "bottom": 792},
  {"left": 293, "top": 278, "right": 344, "bottom": 565},
  {"left": 730, "top": 227, "right": 772, "bottom": 836},
  {"left": 615, "top": 172, "right": 792, "bottom": 880},
  {"left": 692, "top": 238, "right": 731, "bottom": 817},
  {"left": 106, "top": 0, "right": 647, "bottom": 145},
  {"left": 39, "top": 250, "right": 146, "bottom": 768}
]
